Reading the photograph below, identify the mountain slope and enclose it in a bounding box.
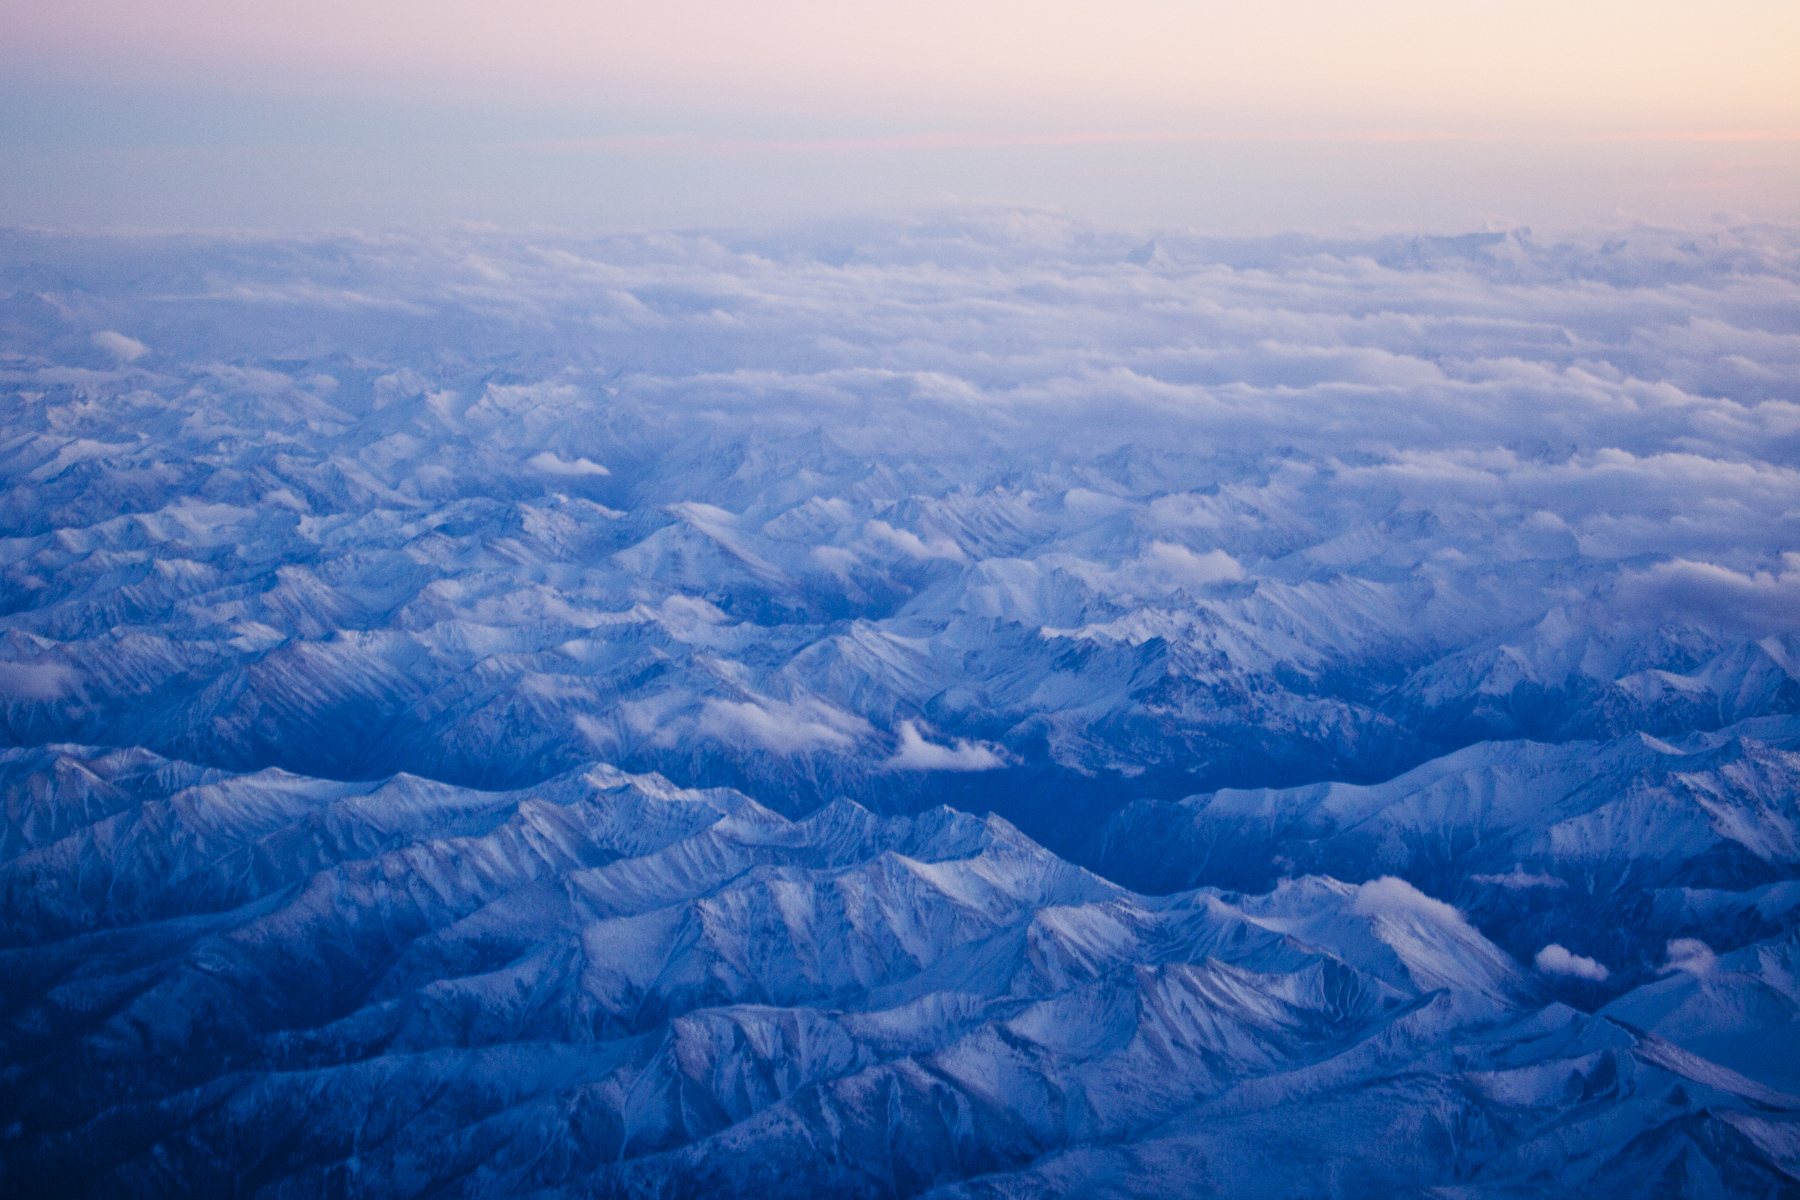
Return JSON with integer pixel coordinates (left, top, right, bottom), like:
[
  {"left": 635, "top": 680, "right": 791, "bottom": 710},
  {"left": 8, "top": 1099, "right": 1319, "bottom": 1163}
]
[{"left": 2, "top": 749, "right": 1796, "bottom": 1199}]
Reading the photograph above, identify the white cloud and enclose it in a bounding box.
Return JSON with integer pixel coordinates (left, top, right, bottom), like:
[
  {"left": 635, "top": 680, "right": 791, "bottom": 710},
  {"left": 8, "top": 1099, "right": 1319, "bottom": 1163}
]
[
  {"left": 654, "top": 593, "right": 731, "bottom": 640},
  {"left": 1658, "top": 937, "right": 1718, "bottom": 978},
  {"left": 527, "top": 451, "right": 610, "bottom": 476},
  {"left": 695, "top": 696, "right": 871, "bottom": 755},
  {"left": 1616, "top": 555, "right": 1800, "bottom": 634},
  {"left": 810, "top": 545, "right": 860, "bottom": 577},
  {"left": 1534, "top": 944, "right": 1609, "bottom": 982},
  {"left": 885, "top": 720, "right": 1009, "bottom": 772},
  {"left": 91, "top": 330, "right": 148, "bottom": 362},
  {"left": 1134, "top": 542, "right": 1244, "bottom": 590},
  {"left": 858, "top": 520, "right": 966, "bottom": 562},
  {"left": 1351, "top": 875, "right": 1473, "bottom": 930}
]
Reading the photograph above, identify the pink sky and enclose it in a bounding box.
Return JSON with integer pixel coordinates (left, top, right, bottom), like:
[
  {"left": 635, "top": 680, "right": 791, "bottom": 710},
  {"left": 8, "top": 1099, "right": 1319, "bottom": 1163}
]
[
  {"left": 6, "top": 0, "right": 1796, "bottom": 137},
  {"left": 2, "top": 0, "right": 1795, "bottom": 230}
]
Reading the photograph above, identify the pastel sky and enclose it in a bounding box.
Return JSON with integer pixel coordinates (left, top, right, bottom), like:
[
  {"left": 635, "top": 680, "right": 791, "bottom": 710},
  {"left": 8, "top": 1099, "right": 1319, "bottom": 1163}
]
[{"left": 2, "top": 0, "right": 1796, "bottom": 230}]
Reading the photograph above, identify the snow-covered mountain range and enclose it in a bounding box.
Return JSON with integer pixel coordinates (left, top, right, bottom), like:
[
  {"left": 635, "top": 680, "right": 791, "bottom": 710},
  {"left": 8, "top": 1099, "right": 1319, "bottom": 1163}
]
[
  {"left": 3, "top": 749, "right": 1795, "bottom": 1197},
  {"left": 2, "top": 213, "right": 1798, "bottom": 1196}
]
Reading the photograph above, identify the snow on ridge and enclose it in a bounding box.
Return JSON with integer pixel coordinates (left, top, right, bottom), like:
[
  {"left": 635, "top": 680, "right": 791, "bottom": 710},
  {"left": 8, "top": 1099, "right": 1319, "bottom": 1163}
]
[
  {"left": 3, "top": 745, "right": 1794, "bottom": 1198},
  {"left": 1096, "top": 713, "right": 1800, "bottom": 896}
]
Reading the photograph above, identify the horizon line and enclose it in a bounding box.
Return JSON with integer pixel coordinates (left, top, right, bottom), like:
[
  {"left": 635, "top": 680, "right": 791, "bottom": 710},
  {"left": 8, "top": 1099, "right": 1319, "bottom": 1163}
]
[{"left": 494, "top": 128, "right": 1800, "bottom": 156}]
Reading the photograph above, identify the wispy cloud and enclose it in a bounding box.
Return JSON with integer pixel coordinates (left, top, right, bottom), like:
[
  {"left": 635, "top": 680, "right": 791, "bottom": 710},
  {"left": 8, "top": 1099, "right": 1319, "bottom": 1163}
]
[
  {"left": 91, "top": 331, "right": 148, "bottom": 361},
  {"left": 1471, "top": 865, "right": 1566, "bottom": 890}
]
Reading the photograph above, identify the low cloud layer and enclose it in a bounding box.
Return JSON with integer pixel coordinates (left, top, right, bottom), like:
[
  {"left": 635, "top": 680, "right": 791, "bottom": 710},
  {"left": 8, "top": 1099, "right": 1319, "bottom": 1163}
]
[
  {"left": 1619, "top": 556, "right": 1800, "bottom": 635},
  {"left": 1, "top": 213, "right": 1796, "bottom": 807}
]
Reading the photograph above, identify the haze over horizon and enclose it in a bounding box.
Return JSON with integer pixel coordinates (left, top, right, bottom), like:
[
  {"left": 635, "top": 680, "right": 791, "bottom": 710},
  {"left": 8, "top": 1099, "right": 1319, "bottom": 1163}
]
[{"left": 3, "top": 0, "right": 1796, "bottom": 232}]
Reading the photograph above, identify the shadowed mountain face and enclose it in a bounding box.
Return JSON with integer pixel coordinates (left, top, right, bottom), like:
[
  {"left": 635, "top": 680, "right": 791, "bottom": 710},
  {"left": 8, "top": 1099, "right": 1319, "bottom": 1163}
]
[
  {"left": 3, "top": 749, "right": 1795, "bottom": 1199},
  {"left": 2, "top": 216, "right": 1798, "bottom": 1197}
]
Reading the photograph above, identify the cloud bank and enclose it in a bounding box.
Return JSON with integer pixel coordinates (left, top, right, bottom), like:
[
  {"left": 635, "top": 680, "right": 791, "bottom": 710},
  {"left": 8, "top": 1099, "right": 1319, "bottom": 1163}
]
[{"left": 1, "top": 212, "right": 1796, "bottom": 818}]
